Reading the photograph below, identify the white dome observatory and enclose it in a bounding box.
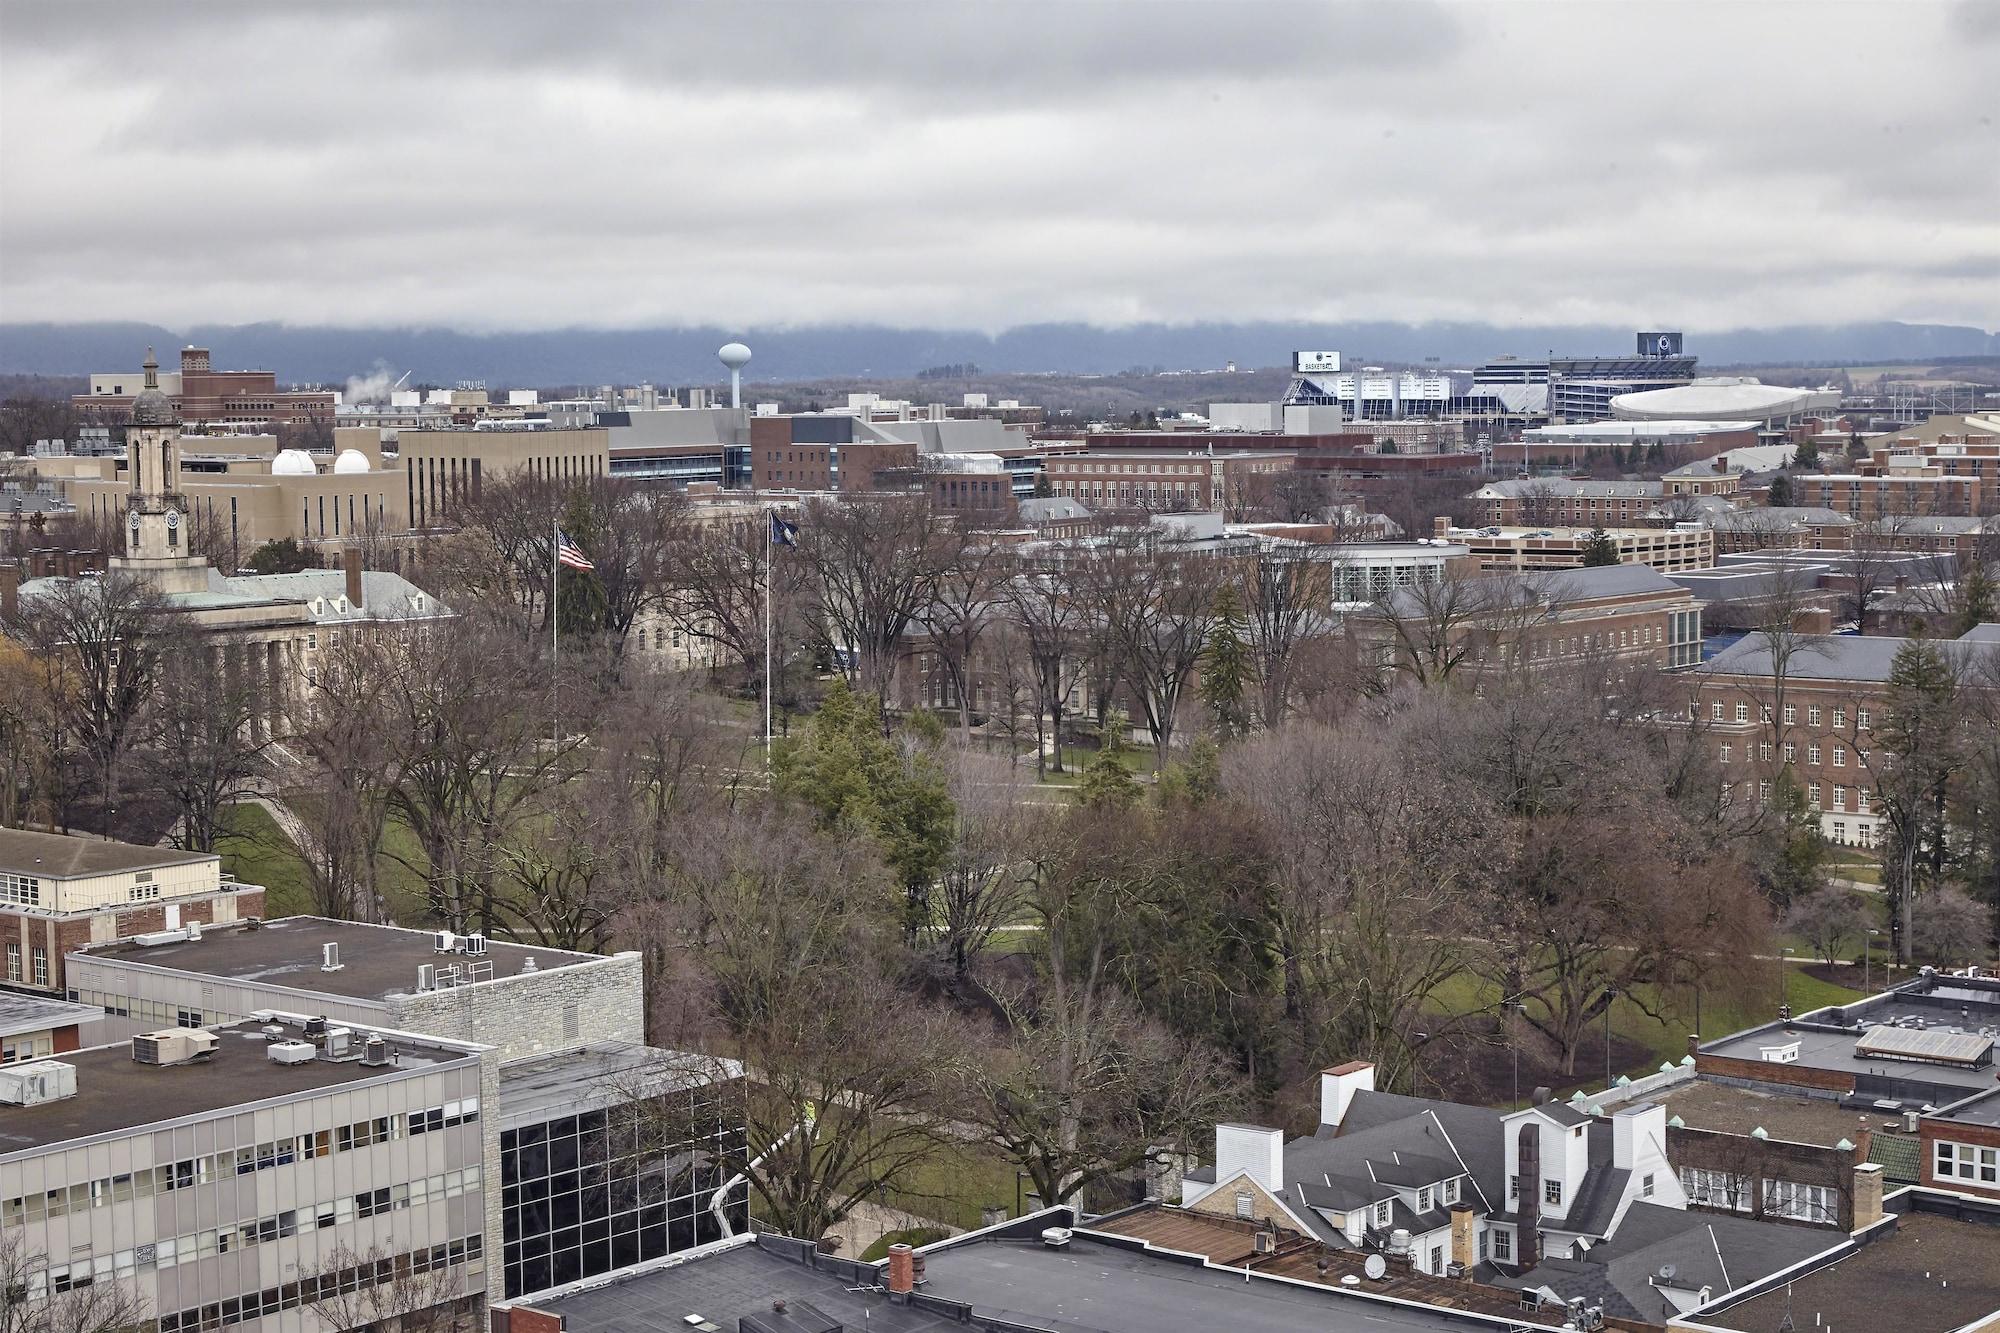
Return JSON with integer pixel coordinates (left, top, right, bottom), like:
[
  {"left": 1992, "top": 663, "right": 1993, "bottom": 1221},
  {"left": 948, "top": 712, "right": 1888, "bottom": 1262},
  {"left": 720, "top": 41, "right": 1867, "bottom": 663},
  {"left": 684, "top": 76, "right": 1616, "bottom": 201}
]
[
  {"left": 271, "top": 449, "right": 317, "bottom": 476},
  {"left": 332, "top": 449, "right": 371, "bottom": 475},
  {"left": 718, "top": 342, "right": 752, "bottom": 409}
]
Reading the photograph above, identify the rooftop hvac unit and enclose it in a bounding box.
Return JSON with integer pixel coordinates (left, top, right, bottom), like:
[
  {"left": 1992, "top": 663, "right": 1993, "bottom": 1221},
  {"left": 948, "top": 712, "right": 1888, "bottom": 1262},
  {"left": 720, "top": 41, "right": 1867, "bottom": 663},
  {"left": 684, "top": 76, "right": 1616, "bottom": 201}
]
[
  {"left": 361, "top": 1037, "right": 390, "bottom": 1067},
  {"left": 463, "top": 932, "right": 488, "bottom": 956},
  {"left": 303, "top": 1016, "right": 328, "bottom": 1040},
  {"left": 325, "top": 1027, "right": 353, "bottom": 1058},
  {"left": 417, "top": 963, "right": 435, "bottom": 991},
  {"left": 133, "top": 929, "right": 190, "bottom": 947},
  {"left": 322, "top": 942, "right": 343, "bottom": 972},
  {"left": 0, "top": 1060, "right": 77, "bottom": 1106},
  {"left": 1253, "top": 1229, "right": 1277, "bottom": 1255},
  {"left": 433, "top": 930, "right": 456, "bottom": 953},
  {"left": 267, "top": 1041, "right": 316, "bottom": 1066},
  {"left": 131, "top": 1030, "right": 219, "bottom": 1066},
  {"left": 186, "top": 919, "right": 203, "bottom": 941},
  {"left": 1040, "top": 1227, "right": 1072, "bottom": 1250}
]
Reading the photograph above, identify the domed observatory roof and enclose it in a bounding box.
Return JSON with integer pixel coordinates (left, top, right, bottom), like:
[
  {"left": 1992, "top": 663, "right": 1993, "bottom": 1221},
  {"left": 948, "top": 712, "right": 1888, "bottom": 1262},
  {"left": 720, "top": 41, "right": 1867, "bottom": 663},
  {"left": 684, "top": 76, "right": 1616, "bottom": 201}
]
[
  {"left": 332, "top": 449, "right": 370, "bottom": 474},
  {"left": 271, "top": 449, "right": 317, "bottom": 476}
]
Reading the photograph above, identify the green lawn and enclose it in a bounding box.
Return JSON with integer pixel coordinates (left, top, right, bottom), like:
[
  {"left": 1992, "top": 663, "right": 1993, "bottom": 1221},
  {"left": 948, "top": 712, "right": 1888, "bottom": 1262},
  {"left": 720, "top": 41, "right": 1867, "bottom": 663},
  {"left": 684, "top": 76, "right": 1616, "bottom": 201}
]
[
  {"left": 879, "top": 1137, "right": 1026, "bottom": 1232},
  {"left": 217, "top": 800, "right": 434, "bottom": 924}
]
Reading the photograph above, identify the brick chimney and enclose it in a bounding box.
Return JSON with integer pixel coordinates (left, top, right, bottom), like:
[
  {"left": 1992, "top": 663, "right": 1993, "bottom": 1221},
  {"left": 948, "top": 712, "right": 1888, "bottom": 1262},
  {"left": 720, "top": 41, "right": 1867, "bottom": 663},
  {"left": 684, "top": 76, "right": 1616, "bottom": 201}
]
[
  {"left": 1513, "top": 1122, "right": 1541, "bottom": 1271},
  {"left": 0, "top": 561, "right": 18, "bottom": 622},
  {"left": 886, "top": 1243, "right": 915, "bottom": 1295},
  {"left": 1448, "top": 1205, "right": 1476, "bottom": 1274},
  {"left": 343, "top": 545, "right": 363, "bottom": 609}
]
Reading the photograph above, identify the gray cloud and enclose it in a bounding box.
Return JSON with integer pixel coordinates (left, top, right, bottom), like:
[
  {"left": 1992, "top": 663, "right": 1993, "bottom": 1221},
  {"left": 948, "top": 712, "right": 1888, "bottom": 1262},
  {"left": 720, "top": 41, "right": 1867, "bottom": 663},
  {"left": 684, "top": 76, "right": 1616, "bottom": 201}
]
[{"left": 1, "top": 0, "right": 1995, "bottom": 334}]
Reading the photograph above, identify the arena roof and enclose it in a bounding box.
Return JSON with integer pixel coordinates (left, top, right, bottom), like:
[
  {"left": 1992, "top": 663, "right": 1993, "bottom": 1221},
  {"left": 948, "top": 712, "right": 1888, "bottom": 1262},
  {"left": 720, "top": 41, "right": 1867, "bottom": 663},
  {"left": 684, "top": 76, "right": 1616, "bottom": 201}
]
[{"left": 1612, "top": 379, "right": 1841, "bottom": 423}]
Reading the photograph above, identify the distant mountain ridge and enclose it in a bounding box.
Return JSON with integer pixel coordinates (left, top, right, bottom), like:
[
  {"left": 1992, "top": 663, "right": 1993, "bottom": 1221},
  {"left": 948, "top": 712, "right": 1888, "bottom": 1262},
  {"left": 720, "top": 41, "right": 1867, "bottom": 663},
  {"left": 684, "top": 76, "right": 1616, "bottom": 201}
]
[{"left": 3, "top": 320, "right": 1994, "bottom": 387}]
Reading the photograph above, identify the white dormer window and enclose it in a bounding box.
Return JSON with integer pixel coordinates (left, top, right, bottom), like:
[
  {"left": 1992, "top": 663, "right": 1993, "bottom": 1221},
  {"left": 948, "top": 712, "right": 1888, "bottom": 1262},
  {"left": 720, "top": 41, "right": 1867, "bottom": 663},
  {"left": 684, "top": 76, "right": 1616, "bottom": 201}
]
[
  {"left": 1443, "top": 1178, "right": 1460, "bottom": 1205},
  {"left": 1544, "top": 1179, "right": 1563, "bottom": 1206},
  {"left": 311, "top": 598, "right": 325, "bottom": 615},
  {"left": 1372, "top": 1200, "right": 1390, "bottom": 1227},
  {"left": 1418, "top": 1186, "right": 1432, "bottom": 1212},
  {"left": 335, "top": 596, "right": 348, "bottom": 613},
  {"left": 412, "top": 594, "right": 425, "bottom": 611}
]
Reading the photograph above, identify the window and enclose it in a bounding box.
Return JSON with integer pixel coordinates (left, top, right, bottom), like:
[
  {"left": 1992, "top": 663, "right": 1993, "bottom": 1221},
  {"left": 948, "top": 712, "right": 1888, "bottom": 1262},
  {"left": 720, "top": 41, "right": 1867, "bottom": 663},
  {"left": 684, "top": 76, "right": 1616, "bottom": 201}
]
[
  {"left": 1493, "top": 1228, "right": 1513, "bottom": 1261},
  {"left": 1428, "top": 1244, "right": 1443, "bottom": 1274},
  {"left": 1759, "top": 780, "right": 1773, "bottom": 804},
  {"left": 1641, "top": 1173, "right": 1655, "bottom": 1198},
  {"left": 1808, "top": 745, "right": 1822, "bottom": 765},
  {"left": 1719, "top": 744, "right": 1732, "bottom": 764},
  {"left": 1857, "top": 709, "right": 1870, "bottom": 729},
  {"left": 1373, "top": 1200, "right": 1391, "bottom": 1227},
  {"left": 1760, "top": 706, "right": 1773, "bottom": 723},
  {"left": 1857, "top": 790, "right": 1872, "bottom": 814},
  {"left": 1418, "top": 1186, "right": 1433, "bottom": 1212},
  {"left": 1784, "top": 743, "right": 1796, "bottom": 763},
  {"left": 1833, "top": 746, "right": 1846, "bottom": 767},
  {"left": 1235, "top": 1192, "right": 1253, "bottom": 1219},
  {"left": 1680, "top": 1167, "right": 1752, "bottom": 1212},
  {"left": 1760, "top": 742, "right": 1773, "bottom": 762},
  {"left": 1935, "top": 1140, "right": 2000, "bottom": 1185},
  {"left": 32, "top": 948, "right": 47, "bottom": 986},
  {"left": 1734, "top": 704, "right": 1749, "bottom": 722},
  {"left": 1443, "top": 1178, "right": 1459, "bottom": 1205},
  {"left": 1763, "top": 1178, "right": 1836, "bottom": 1222},
  {"left": 1544, "top": 1179, "right": 1562, "bottom": 1207},
  {"left": 4, "top": 943, "right": 17, "bottom": 982},
  {"left": 1808, "top": 783, "right": 1822, "bottom": 808},
  {"left": 1508, "top": 1174, "right": 1520, "bottom": 1200},
  {"left": 1808, "top": 706, "right": 1822, "bottom": 726},
  {"left": 1783, "top": 704, "right": 1797, "bottom": 725},
  {"left": 1, "top": 873, "right": 41, "bottom": 906},
  {"left": 1832, "top": 708, "right": 1845, "bottom": 728}
]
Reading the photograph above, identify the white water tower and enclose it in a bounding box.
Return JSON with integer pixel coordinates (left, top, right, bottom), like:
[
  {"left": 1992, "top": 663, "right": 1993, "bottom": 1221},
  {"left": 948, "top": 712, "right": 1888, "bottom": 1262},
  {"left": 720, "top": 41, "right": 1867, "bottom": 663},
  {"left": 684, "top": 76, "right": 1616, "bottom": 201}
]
[{"left": 717, "top": 342, "right": 752, "bottom": 409}]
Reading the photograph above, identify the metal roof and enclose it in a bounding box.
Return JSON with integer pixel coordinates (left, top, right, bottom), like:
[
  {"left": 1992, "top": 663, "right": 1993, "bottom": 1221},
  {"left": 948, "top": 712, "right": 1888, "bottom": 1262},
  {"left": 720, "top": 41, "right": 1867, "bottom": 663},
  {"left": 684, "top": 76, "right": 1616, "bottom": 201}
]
[{"left": 1854, "top": 1025, "right": 1994, "bottom": 1068}]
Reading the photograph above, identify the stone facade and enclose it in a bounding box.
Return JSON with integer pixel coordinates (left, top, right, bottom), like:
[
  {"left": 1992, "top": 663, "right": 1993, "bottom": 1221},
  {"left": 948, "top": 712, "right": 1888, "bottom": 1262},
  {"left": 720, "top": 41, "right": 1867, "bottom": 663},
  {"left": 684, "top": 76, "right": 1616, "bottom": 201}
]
[{"left": 388, "top": 953, "right": 646, "bottom": 1063}]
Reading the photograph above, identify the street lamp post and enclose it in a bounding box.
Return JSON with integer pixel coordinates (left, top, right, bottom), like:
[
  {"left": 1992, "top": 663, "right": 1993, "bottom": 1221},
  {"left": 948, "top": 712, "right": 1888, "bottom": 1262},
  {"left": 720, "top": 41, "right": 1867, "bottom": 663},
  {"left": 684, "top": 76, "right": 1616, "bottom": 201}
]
[{"left": 1780, "top": 947, "right": 1796, "bottom": 1019}]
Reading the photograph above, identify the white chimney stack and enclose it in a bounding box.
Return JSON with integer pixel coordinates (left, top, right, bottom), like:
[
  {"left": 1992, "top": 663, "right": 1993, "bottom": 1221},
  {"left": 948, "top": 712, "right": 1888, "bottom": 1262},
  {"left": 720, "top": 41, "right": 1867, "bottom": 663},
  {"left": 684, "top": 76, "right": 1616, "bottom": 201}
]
[
  {"left": 1321, "top": 1061, "right": 1376, "bottom": 1129},
  {"left": 1216, "top": 1123, "right": 1286, "bottom": 1195}
]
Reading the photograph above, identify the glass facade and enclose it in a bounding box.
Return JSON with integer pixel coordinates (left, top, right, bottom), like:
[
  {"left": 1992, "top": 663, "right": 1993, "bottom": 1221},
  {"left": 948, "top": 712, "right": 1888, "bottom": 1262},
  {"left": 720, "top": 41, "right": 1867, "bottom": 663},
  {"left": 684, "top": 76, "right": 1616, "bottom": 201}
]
[{"left": 499, "top": 1079, "right": 747, "bottom": 1297}]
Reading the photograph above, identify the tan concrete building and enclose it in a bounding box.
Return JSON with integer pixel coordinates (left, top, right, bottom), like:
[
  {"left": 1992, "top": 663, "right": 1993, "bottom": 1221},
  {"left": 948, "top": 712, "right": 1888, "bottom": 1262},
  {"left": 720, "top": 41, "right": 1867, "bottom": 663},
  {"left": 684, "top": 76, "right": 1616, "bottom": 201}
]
[
  {"left": 394, "top": 426, "right": 609, "bottom": 528},
  {"left": 1434, "top": 519, "right": 1715, "bottom": 574}
]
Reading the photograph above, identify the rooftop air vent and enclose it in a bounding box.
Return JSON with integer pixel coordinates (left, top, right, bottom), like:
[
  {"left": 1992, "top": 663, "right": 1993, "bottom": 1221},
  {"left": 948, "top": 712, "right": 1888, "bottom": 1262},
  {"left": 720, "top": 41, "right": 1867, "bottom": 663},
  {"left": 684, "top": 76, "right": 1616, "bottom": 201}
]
[
  {"left": 1041, "top": 1227, "right": 1072, "bottom": 1250},
  {"left": 267, "top": 1041, "right": 316, "bottom": 1065},
  {"left": 0, "top": 1060, "right": 77, "bottom": 1106},
  {"left": 131, "top": 1030, "right": 219, "bottom": 1066}
]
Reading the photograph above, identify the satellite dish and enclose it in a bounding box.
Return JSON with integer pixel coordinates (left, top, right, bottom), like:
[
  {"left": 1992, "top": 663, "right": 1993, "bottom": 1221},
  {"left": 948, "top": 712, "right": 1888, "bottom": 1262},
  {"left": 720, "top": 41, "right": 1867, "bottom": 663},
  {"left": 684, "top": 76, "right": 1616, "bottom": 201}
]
[
  {"left": 1364, "top": 1255, "right": 1388, "bottom": 1280},
  {"left": 1659, "top": 1263, "right": 1677, "bottom": 1282}
]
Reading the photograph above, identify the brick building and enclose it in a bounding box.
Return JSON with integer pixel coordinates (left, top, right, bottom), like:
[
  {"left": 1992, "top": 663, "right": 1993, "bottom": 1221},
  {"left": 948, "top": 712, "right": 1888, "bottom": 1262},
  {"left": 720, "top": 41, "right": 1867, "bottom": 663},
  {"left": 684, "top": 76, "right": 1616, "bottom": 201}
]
[
  {"left": 1855, "top": 430, "right": 2000, "bottom": 513},
  {"left": 748, "top": 415, "right": 918, "bottom": 492},
  {"left": 1706, "top": 507, "right": 1855, "bottom": 554},
  {"left": 0, "top": 991, "right": 99, "bottom": 1064},
  {"left": 1691, "top": 623, "right": 1999, "bottom": 846},
  {"left": 1467, "top": 479, "right": 1686, "bottom": 528},
  {"left": 0, "top": 829, "right": 264, "bottom": 997},
  {"left": 1920, "top": 1086, "right": 2000, "bottom": 1200},
  {"left": 1042, "top": 450, "right": 1293, "bottom": 512},
  {"left": 78, "top": 346, "right": 335, "bottom": 427},
  {"left": 1435, "top": 519, "right": 1715, "bottom": 574},
  {"left": 1795, "top": 471, "right": 1979, "bottom": 521}
]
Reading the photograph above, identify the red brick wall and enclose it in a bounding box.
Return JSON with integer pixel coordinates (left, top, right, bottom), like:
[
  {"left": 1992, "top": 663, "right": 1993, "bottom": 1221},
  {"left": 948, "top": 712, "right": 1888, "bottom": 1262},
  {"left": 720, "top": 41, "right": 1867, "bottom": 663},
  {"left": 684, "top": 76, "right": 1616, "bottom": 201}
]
[
  {"left": 3, "top": 887, "right": 264, "bottom": 993},
  {"left": 1920, "top": 1119, "right": 2000, "bottom": 1200}
]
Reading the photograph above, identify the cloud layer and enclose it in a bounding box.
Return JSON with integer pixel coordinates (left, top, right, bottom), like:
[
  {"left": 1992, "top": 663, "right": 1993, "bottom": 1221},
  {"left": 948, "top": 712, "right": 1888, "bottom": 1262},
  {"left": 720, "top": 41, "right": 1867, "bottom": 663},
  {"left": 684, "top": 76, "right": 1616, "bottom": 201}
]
[{"left": 3, "top": 1, "right": 1995, "bottom": 333}]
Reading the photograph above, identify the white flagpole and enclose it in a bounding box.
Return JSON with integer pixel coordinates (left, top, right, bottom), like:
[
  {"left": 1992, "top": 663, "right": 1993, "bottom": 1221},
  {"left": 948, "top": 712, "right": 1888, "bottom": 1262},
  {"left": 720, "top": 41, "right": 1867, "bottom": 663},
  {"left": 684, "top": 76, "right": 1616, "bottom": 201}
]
[
  {"left": 551, "top": 517, "right": 559, "bottom": 663},
  {"left": 764, "top": 515, "right": 774, "bottom": 771}
]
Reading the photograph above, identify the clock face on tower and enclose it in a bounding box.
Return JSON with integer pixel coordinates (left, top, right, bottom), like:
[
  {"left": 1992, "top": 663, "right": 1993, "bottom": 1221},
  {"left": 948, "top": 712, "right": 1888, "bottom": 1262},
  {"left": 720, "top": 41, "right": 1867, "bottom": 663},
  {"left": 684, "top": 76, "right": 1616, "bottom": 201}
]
[{"left": 167, "top": 511, "right": 180, "bottom": 529}]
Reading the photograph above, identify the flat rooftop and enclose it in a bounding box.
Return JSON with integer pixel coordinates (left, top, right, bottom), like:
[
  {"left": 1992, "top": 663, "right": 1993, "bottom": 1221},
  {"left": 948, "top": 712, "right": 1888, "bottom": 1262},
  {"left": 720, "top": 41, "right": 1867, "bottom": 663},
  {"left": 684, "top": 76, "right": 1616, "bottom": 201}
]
[
  {"left": 1656, "top": 1080, "right": 1880, "bottom": 1146},
  {"left": 1701, "top": 1209, "right": 2000, "bottom": 1333},
  {"left": 0, "top": 992, "right": 101, "bottom": 1040},
  {"left": 83, "top": 916, "right": 604, "bottom": 1003},
  {"left": 498, "top": 1043, "right": 741, "bottom": 1129},
  {"left": 1932, "top": 1086, "right": 2000, "bottom": 1130},
  {"left": 0, "top": 1020, "right": 469, "bottom": 1155},
  {"left": 0, "top": 827, "right": 214, "bottom": 878}
]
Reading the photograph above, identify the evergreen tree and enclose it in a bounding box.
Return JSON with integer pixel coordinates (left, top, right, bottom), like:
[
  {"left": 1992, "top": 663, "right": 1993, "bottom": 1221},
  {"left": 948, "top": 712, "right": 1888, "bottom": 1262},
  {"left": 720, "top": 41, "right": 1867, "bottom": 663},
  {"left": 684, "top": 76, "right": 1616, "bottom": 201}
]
[
  {"left": 1076, "top": 711, "right": 1142, "bottom": 811},
  {"left": 1877, "top": 634, "right": 1964, "bottom": 961},
  {"left": 775, "top": 680, "right": 954, "bottom": 937},
  {"left": 1950, "top": 564, "right": 1996, "bottom": 637},
  {"left": 1032, "top": 471, "right": 1053, "bottom": 498},
  {"left": 1199, "top": 586, "right": 1253, "bottom": 740},
  {"left": 1155, "top": 734, "right": 1222, "bottom": 807},
  {"left": 1766, "top": 474, "right": 1795, "bottom": 508},
  {"left": 1793, "top": 436, "right": 1821, "bottom": 470},
  {"left": 243, "top": 537, "right": 316, "bottom": 575},
  {"left": 1580, "top": 527, "right": 1621, "bottom": 567}
]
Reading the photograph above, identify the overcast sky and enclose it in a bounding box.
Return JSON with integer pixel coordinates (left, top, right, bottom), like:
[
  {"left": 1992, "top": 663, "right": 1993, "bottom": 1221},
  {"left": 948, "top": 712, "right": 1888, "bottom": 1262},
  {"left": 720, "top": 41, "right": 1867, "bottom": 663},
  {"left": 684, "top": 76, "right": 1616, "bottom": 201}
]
[{"left": 2, "top": 1, "right": 1995, "bottom": 334}]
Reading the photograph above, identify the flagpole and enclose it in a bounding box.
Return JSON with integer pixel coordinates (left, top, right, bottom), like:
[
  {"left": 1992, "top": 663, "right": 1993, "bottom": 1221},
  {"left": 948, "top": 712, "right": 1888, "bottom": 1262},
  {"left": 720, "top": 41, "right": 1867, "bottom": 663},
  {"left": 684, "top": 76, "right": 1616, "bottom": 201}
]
[
  {"left": 763, "top": 513, "right": 774, "bottom": 772},
  {"left": 551, "top": 517, "right": 559, "bottom": 663}
]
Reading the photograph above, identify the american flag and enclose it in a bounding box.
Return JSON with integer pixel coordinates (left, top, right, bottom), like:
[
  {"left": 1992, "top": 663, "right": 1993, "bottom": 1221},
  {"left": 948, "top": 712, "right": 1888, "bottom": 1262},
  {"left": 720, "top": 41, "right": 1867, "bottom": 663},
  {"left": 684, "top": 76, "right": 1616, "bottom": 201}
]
[{"left": 555, "top": 529, "right": 595, "bottom": 572}]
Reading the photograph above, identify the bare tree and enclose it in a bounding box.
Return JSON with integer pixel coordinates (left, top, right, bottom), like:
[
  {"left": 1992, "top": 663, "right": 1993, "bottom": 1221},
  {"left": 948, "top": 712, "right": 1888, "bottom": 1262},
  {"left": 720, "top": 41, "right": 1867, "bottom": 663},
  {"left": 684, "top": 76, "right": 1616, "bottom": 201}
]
[
  {"left": 1004, "top": 564, "right": 1092, "bottom": 778},
  {"left": 933, "top": 745, "right": 1035, "bottom": 979},
  {"left": 134, "top": 628, "right": 270, "bottom": 852},
  {"left": 918, "top": 537, "right": 1007, "bottom": 732},
  {"left": 665, "top": 512, "right": 809, "bottom": 693},
  {"left": 1238, "top": 545, "right": 1332, "bottom": 727},
  {"left": 796, "top": 495, "right": 963, "bottom": 716},
  {"left": 7, "top": 570, "right": 168, "bottom": 828},
  {"left": 1081, "top": 534, "right": 1230, "bottom": 766},
  {"left": 0, "top": 1229, "right": 151, "bottom": 1333},
  {"left": 1784, "top": 886, "right": 1872, "bottom": 967},
  {"left": 300, "top": 1242, "right": 478, "bottom": 1333},
  {"left": 285, "top": 630, "right": 400, "bottom": 921}
]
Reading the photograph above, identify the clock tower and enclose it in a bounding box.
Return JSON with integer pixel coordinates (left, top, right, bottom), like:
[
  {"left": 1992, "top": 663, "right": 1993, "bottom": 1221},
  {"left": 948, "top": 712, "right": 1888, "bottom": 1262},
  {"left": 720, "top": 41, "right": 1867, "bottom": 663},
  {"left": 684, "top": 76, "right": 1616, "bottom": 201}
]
[{"left": 112, "top": 347, "right": 208, "bottom": 592}]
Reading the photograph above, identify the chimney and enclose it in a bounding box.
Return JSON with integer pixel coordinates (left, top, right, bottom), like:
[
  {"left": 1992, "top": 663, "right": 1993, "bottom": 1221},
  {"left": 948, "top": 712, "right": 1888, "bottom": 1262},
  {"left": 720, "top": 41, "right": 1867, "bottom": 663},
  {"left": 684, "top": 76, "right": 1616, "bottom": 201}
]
[
  {"left": 886, "top": 1243, "right": 915, "bottom": 1295},
  {"left": 1514, "top": 1122, "right": 1541, "bottom": 1271},
  {"left": 1852, "top": 1162, "right": 1884, "bottom": 1230},
  {"left": 343, "top": 546, "right": 363, "bottom": 609},
  {"left": 1449, "top": 1206, "right": 1477, "bottom": 1274},
  {"left": 1320, "top": 1061, "right": 1376, "bottom": 1130},
  {"left": 1611, "top": 1102, "right": 1663, "bottom": 1171},
  {"left": 1216, "top": 1124, "right": 1286, "bottom": 1195},
  {"left": 0, "top": 562, "right": 18, "bottom": 622},
  {"left": 1432, "top": 515, "right": 1451, "bottom": 538}
]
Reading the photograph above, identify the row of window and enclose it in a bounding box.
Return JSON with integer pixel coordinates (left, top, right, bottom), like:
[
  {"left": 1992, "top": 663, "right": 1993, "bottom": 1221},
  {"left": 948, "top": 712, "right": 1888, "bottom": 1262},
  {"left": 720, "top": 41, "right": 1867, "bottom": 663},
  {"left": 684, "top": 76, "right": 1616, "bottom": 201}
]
[
  {"left": 4, "top": 941, "right": 49, "bottom": 985},
  {"left": 69, "top": 990, "right": 205, "bottom": 1029},
  {"left": 1, "top": 871, "right": 43, "bottom": 905},
  {"left": 1507, "top": 1175, "right": 1564, "bottom": 1207},
  {"left": 1730, "top": 776, "right": 1875, "bottom": 817},
  {"left": 1679, "top": 1167, "right": 1837, "bottom": 1222},
  {"left": 1703, "top": 701, "right": 1872, "bottom": 730},
  {"left": 1935, "top": 1139, "right": 2000, "bottom": 1185},
  {"left": 1723, "top": 739, "right": 1871, "bottom": 769},
  {"left": 156, "top": 1234, "right": 482, "bottom": 1333},
  {"left": 29, "top": 1168, "right": 481, "bottom": 1301},
  {"left": 1, "top": 1098, "right": 479, "bottom": 1225}
]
